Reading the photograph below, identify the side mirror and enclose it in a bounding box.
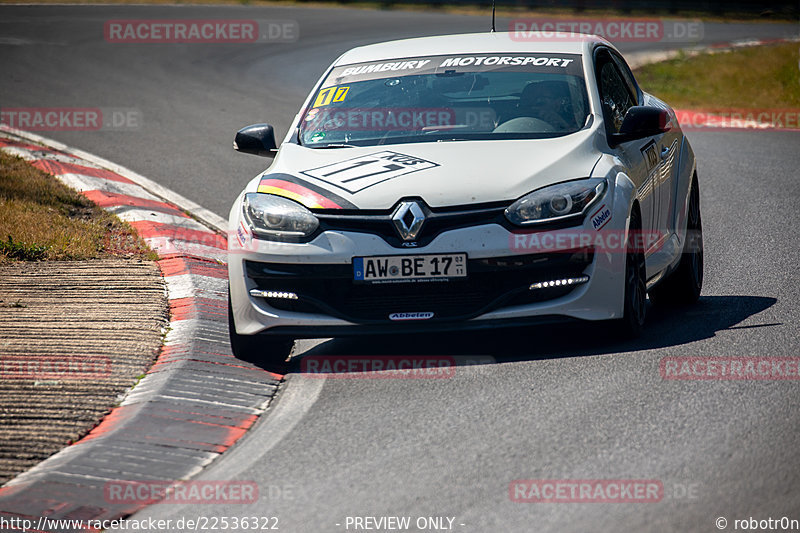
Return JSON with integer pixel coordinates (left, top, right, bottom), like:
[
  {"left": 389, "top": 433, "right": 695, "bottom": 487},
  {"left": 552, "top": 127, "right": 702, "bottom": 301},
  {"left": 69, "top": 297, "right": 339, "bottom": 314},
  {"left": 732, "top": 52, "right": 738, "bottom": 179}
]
[
  {"left": 234, "top": 124, "right": 278, "bottom": 157},
  {"left": 610, "top": 106, "right": 671, "bottom": 146}
]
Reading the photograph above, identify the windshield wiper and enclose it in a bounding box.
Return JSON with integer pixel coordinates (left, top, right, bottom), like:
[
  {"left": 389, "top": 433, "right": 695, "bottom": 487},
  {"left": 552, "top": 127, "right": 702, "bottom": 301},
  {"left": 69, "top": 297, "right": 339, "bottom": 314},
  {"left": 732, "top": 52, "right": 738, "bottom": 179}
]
[{"left": 313, "top": 143, "right": 357, "bottom": 149}]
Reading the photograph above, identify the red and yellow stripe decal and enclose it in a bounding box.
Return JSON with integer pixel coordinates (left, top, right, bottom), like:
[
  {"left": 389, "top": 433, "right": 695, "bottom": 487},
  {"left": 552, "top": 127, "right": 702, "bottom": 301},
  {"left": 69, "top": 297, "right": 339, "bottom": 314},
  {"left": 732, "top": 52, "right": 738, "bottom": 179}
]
[{"left": 257, "top": 178, "right": 343, "bottom": 209}]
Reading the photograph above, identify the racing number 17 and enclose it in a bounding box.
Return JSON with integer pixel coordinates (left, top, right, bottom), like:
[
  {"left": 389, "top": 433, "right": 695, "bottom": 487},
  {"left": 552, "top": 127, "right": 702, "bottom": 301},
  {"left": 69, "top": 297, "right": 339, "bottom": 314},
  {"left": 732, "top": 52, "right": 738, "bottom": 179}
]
[
  {"left": 324, "top": 161, "right": 405, "bottom": 183},
  {"left": 429, "top": 256, "right": 453, "bottom": 276},
  {"left": 313, "top": 86, "right": 349, "bottom": 108},
  {"left": 301, "top": 151, "right": 438, "bottom": 194}
]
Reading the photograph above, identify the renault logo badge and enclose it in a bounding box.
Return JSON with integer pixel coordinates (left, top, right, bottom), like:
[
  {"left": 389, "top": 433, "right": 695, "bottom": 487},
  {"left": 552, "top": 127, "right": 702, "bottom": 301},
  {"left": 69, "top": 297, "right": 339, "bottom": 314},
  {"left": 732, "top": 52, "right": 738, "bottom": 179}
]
[{"left": 391, "top": 201, "right": 426, "bottom": 241}]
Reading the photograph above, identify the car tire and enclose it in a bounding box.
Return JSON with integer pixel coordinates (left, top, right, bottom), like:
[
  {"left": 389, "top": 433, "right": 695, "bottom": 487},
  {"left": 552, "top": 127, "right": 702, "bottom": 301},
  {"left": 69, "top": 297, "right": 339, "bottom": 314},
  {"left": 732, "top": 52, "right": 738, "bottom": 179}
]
[
  {"left": 615, "top": 206, "right": 647, "bottom": 338},
  {"left": 649, "top": 178, "right": 703, "bottom": 307},
  {"left": 228, "top": 289, "right": 294, "bottom": 370}
]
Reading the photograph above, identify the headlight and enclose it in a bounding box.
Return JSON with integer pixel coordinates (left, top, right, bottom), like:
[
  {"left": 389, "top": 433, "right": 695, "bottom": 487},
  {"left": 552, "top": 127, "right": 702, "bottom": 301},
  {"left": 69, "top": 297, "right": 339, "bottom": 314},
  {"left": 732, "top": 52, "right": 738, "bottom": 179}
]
[
  {"left": 505, "top": 178, "right": 607, "bottom": 226},
  {"left": 243, "top": 193, "right": 319, "bottom": 239}
]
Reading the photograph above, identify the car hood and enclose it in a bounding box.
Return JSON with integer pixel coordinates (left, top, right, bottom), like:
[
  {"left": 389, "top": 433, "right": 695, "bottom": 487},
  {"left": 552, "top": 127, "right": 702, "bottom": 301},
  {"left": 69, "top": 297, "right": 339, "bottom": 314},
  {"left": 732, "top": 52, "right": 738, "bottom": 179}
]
[{"left": 255, "top": 129, "right": 601, "bottom": 210}]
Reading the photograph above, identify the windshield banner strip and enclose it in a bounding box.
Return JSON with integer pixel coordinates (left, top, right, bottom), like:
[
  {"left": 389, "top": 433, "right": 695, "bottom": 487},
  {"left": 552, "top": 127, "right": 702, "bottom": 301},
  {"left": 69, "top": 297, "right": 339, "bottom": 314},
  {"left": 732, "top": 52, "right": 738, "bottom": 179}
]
[{"left": 324, "top": 53, "right": 583, "bottom": 87}]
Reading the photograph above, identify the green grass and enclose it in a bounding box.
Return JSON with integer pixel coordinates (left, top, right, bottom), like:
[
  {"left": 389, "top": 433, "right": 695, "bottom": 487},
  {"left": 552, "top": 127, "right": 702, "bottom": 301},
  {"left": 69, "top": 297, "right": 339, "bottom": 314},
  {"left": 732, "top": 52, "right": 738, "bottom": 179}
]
[
  {"left": 0, "top": 152, "right": 157, "bottom": 262},
  {"left": 634, "top": 42, "right": 800, "bottom": 111}
]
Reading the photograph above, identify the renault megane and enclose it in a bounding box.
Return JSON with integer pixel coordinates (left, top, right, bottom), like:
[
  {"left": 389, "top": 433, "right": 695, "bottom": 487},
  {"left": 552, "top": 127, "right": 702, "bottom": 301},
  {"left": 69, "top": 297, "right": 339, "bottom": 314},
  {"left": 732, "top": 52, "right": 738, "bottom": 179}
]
[{"left": 227, "top": 32, "right": 704, "bottom": 365}]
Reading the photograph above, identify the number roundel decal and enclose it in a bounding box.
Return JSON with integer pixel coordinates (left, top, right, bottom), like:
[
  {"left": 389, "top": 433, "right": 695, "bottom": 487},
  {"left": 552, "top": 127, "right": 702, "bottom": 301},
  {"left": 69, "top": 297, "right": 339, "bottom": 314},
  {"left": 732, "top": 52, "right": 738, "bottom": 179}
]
[{"left": 301, "top": 151, "right": 439, "bottom": 193}]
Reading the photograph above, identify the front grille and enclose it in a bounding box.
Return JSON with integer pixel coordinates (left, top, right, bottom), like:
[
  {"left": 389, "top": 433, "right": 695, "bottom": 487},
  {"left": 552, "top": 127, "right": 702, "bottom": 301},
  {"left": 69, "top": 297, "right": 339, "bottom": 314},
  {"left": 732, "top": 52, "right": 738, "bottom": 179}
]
[
  {"left": 245, "top": 251, "right": 592, "bottom": 323},
  {"left": 316, "top": 199, "right": 508, "bottom": 248}
]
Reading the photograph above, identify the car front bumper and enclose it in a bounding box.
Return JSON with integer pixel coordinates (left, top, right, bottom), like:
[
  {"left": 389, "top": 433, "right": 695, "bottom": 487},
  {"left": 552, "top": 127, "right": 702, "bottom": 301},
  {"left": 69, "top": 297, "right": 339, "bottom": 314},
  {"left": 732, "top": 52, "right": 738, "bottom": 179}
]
[{"left": 228, "top": 191, "right": 631, "bottom": 337}]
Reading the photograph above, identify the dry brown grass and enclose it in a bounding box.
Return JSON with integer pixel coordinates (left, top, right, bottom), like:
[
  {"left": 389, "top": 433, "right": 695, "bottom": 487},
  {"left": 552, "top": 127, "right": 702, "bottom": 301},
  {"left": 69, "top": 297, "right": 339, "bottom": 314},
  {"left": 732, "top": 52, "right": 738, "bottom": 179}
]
[{"left": 0, "top": 152, "right": 157, "bottom": 262}]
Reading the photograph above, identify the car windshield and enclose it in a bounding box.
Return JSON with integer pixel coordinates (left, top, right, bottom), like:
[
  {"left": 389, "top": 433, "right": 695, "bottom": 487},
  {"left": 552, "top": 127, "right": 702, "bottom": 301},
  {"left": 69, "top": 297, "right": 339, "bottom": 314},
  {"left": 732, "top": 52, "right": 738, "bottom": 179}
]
[{"left": 299, "top": 53, "right": 590, "bottom": 148}]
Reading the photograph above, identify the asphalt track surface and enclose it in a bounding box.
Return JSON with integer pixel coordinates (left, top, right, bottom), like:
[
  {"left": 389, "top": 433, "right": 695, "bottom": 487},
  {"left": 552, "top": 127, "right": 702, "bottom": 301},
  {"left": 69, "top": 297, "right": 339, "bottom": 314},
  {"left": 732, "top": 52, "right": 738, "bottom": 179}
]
[{"left": 2, "top": 5, "right": 800, "bottom": 532}]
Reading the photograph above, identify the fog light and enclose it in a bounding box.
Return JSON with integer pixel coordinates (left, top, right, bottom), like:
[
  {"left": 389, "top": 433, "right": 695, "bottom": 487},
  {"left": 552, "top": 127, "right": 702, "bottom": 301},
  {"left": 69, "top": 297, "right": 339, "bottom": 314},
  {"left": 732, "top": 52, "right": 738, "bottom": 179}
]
[
  {"left": 529, "top": 276, "right": 589, "bottom": 290},
  {"left": 249, "top": 289, "right": 299, "bottom": 300}
]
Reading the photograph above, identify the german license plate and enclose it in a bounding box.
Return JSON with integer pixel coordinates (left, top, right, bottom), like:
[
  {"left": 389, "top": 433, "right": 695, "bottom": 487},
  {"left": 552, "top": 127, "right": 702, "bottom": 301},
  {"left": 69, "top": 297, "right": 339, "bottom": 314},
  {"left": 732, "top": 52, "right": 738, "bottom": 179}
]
[{"left": 353, "top": 253, "right": 467, "bottom": 283}]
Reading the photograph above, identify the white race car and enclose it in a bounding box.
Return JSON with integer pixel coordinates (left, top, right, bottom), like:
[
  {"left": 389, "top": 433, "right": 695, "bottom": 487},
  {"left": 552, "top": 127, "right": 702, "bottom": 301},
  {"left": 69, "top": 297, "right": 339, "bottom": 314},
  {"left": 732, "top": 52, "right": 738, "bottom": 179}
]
[{"left": 227, "top": 32, "right": 703, "bottom": 366}]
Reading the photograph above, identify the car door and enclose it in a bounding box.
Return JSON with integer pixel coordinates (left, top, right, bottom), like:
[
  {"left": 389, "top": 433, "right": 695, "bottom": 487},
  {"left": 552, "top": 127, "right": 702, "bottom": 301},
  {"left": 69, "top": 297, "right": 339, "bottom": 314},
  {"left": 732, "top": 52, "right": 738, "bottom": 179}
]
[
  {"left": 596, "top": 49, "right": 663, "bottom": 260},
  {"left": 647, "top": 99, "right": 681, "bottom": 239},
  {"left": 612, "top": 51, "right": 680, "bottom": 239}
]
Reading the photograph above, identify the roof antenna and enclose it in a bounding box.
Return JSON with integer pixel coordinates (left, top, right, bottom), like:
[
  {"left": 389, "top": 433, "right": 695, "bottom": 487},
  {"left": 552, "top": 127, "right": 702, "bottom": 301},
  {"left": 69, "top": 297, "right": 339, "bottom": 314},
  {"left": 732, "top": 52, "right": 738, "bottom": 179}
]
[{"left": 490, "top": 0, "right": 496, "bottom": 32}]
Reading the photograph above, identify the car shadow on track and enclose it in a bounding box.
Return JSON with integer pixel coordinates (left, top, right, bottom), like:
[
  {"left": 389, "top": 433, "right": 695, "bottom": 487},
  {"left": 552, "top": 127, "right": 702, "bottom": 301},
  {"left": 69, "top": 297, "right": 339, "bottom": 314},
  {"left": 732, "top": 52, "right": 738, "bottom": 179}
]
[{"left": 278, "top": 295, "right": 778, "bottom": 372}]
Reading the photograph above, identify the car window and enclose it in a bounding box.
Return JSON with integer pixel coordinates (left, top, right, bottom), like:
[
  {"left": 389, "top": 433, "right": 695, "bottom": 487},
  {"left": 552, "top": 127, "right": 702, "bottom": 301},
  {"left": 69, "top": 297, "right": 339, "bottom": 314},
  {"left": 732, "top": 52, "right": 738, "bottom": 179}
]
[
  {"left": 597, "top": 56, "right": 636, "bottom": 134},
  {"left": 298, "top": 53, "right": 590, "bottom": 148},
  {"left": 610, "top": 52, "right": 641, "bottom": 105}
]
